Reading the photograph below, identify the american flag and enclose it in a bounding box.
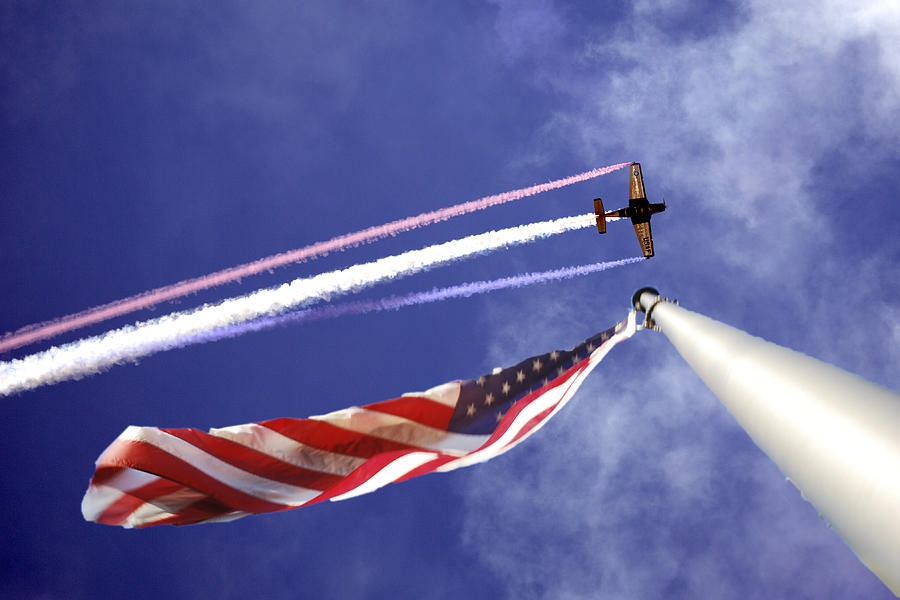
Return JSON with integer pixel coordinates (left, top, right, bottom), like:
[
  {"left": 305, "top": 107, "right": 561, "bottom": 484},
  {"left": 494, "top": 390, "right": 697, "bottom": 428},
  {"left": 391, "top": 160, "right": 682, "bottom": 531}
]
[{"left": 82, "top": 312, "right": 637, "bottom": 528}]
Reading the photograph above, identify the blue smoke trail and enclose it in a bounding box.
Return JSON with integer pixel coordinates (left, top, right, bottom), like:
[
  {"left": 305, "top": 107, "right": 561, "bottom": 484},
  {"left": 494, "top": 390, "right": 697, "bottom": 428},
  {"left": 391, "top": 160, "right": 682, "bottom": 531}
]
[{"left": 184, "top": 257, "right": 644, "bottom": 346}]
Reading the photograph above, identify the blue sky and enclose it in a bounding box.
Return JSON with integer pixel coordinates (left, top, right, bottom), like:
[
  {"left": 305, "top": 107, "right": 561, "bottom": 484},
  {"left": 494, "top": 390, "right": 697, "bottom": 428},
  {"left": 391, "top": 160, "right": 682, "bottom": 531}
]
[{"left": 2, "top": 1, "right": 899, "bottom": 598}]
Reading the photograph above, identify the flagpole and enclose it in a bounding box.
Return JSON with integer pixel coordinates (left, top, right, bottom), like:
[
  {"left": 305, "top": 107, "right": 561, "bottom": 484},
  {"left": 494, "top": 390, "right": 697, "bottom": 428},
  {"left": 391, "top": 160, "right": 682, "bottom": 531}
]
[{"left": 633, "top": 287, "right": 900, "bottom": 596}]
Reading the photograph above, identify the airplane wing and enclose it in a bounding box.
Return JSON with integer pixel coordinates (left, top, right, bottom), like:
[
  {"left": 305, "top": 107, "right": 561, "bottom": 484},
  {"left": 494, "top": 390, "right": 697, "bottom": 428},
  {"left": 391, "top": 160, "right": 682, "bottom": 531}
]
[
  {"left": 633, "top": 219, "right": 654, "bottom": 258},
  {"left": 629, "top": 163, "right": 646, "bottom": 201}
]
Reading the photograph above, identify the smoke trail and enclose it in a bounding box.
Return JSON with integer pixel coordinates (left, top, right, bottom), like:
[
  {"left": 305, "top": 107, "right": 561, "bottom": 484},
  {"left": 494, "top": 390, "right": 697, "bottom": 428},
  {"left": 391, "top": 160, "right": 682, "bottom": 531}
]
[
  {"left": 186, "top": 256, "right": 645, "bottom": 345},
  {"left": 0, "top": 162, "right": 629, "bottom": 354},
  {"left": 0, "top": 213, "right": 606, "bottom": 395}
]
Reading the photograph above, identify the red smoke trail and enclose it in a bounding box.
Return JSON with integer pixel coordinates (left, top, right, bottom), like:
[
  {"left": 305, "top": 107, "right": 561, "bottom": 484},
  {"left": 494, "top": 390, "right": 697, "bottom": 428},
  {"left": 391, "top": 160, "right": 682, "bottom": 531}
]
[{"left": 0, "top": 162, "right": 629, "bottom": 353}]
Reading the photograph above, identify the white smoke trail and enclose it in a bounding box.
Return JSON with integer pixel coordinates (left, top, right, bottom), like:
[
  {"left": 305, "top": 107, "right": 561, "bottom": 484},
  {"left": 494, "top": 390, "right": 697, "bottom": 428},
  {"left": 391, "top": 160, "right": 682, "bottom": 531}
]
[{"left": 0, "top": 213, "right": 602, "bottom": 395}]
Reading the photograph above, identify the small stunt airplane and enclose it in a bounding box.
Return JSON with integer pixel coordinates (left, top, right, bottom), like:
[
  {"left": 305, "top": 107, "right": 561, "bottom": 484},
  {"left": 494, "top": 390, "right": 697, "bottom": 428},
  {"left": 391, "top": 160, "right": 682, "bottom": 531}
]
[{"left": 593, "top": 162, "right": 666, "bottom": 258}]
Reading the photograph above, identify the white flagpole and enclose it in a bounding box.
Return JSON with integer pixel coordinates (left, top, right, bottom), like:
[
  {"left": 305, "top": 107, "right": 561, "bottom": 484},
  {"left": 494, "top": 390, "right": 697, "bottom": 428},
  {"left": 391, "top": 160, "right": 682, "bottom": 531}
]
[{"left": 633, "top": 287, "right": 900, "bottom": 596}]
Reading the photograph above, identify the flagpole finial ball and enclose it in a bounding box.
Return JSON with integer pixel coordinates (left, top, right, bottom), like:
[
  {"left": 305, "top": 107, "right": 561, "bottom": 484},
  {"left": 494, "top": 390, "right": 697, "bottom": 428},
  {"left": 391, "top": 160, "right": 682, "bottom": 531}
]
[{"left": 632, "top": 287, "right": 660, "bottom": 312}]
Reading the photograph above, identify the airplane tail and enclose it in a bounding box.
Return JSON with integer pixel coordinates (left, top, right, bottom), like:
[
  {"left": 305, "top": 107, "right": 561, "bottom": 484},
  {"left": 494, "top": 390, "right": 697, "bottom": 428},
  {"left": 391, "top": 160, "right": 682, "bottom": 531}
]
[{"left": 593, "top": 198, "right": 606, "bottom": 233}]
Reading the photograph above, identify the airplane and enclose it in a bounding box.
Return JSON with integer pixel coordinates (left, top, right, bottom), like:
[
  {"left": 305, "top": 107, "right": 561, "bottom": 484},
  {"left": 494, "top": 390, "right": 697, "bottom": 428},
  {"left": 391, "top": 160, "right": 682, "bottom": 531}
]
[{"left": 593, "top": 162, "right": 666, "bottom": 258}]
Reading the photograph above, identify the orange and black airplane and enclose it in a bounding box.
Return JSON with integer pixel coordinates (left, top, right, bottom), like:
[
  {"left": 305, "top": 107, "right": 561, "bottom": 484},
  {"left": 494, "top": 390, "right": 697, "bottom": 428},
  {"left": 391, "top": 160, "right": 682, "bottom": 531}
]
[{"left": 593, "top": 163, "right": 666, "bottom": 258}]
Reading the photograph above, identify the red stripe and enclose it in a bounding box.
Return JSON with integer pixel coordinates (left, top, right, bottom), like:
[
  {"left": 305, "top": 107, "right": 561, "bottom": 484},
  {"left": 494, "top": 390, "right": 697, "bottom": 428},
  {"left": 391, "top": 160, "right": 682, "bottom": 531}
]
[
  {"left": 364, "top": 396, "right": 454, "bottom": 430},
  {"left": 162, "top": 428, "right": 343, "bottom": 491},
  {"left": 97, "top": 439, "right": 288, "bottom": 514},
  {"left": 261, "top": 418, "right": 419, "bottom": 458},
  {"left": 90, "top": 466, "right": 128, "bottom": 487},
  {"left": 503, "top": 358, "right": 593, "bottom": 447},
  {"left": 311, "top": 449, "right": 418, "bottom": 503},
  {"left": 484, "top": 362, "right": 584, "bottom": 446},
  {"left": 508, "top": 404, "right": 558, "bottom": 446},
  {"left": 393, "top": 455, "right": 457, "bottom": 482},
  {"left": 96, "top": 494, "right": 145, "bottom": 526},
  {"left": 95, "top": 477, "right": 184, "bottom": 526},
  {"left": 472, "top": 360, "right": 589, "bottom": 456}
]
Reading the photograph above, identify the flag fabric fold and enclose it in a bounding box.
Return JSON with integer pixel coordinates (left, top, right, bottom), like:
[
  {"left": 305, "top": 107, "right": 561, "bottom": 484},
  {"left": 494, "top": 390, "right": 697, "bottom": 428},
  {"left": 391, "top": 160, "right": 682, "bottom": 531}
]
[{"left": 82, "top": 312, "right": 637, "bottom": 528}]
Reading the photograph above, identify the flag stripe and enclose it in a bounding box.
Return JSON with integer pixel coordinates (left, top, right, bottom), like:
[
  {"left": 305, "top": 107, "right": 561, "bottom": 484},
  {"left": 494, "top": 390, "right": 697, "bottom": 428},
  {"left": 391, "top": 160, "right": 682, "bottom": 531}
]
[
  {"left": 98, "top": 437, "right": 303, "bottom": 512},
  {"left": 309, "top": 450, "right": 422, "bottom": 503},
  {"left": 88, "top": 472, "right": 196, "bottom": 526},
  {"left": 329, "top": 451, "right": 440, "bottom": 501},
  {"left": 261, "top": 418, "right": 425, "bottom": 459},
  {"left": 83, "top": 467, "right": 174, "bottom": 523},
  {"left": 394, "top": 455, "right": 458, "bottom": 483},
  {"left": 93, "top": 488, "right": 152, "bottom": 526},
  {"left": 89, "top": 465, "right": 159, "bottom": 489},
  {"left": 210, "top": 422, "right": 368, "bottom": 476},
  {"left": 364, "top": 396, "right": 455, "bottom": 430},
  {"left": 506, "top": 363, "right": 595, "bottom": 446},
  {"left": 479, "top": 364, "right": 583, "bottom": 447},
  {"left": 109, "top": 428, "right": 323, "bottom": 506},
  {"left": 161, "top": 428, "right": 345, "bottom": 491},
  {"left": 400, "top": 381, "right": 460, "bottom": 407},
  {"left": 309, "top": 407, "right": 490, "bottom": 454},
  {"left": 435, "top": 344, "right": 615, "bottom": 472}
]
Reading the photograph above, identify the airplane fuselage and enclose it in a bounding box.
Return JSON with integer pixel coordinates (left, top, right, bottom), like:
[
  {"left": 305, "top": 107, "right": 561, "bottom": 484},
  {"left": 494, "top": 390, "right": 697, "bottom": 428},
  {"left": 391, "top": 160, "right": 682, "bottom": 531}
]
[
  {"left": 607, "top": 200, "right": 666, "bottom": 221},
  {"left": 605, "top": 198, "right": 666, "bottom": 223}
]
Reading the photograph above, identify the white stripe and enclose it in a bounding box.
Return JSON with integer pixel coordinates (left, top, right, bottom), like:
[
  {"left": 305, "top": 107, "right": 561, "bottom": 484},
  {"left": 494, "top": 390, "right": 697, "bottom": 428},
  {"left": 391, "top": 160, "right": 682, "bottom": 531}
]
[
  {"left": 82, "top": 485, "right": 126, "bottom": 522},
  {"left": 83, "top": 477, "right": 250, "bottom": 528},
  {"left": 437, "top": 316, "right": 638, "bottom": 472},
  {"left": 116, "top": 426, "right": 322, "bottom": 507},
  {"left": 80, "top": 468, "right": 204, "bottom": 527},
  {"left": 81, "top": 468, "right": 160, "bottom": 521},
  {"left": 209, "top": 423, "right": 366, "bottom": 476},
  {"left": 310, "top": 407, "right": 489, "bottom": 455},
  {"left": 401, "top": 381, "right": 461, "bottom": 407},
  {"left": 330, "top": 451, "right": 438, "bottom": 502},
  {"left": 103, "top": 467, "right": 159, "bottom": 492},
  {"left": 436, "top": 365, "right": 587, "bottom": 471}
]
